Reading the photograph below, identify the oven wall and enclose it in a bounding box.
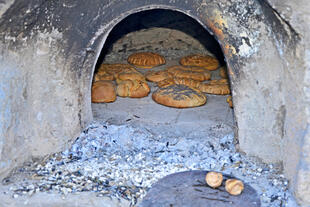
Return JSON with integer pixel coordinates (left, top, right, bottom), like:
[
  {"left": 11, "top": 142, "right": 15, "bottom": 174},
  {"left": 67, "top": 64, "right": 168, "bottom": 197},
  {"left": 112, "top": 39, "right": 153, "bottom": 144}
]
[
  {"left": 264, "top": 0, "right": 310, "bottom": 204},
  {"left": 0, "top": 0, "right": 309, "bottom": 205}
]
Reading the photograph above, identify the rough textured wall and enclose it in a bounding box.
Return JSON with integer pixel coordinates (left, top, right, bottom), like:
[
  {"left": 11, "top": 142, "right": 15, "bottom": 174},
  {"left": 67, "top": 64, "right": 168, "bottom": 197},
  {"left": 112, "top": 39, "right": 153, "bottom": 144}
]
[
  {"left": 0, "top": 0, "right": 308, "bottom": 205},
  {"left": 200, "top": 1, "right": 290, "bottom": 164},
  {"left": 0, "top": 0, "right": 85, "bottom": 178},
  {"left": 0, "top": 27, "right": 82, "bottom": 178},
  {"left": 264, "top": 0, "right": 310, "bottom": 205}
]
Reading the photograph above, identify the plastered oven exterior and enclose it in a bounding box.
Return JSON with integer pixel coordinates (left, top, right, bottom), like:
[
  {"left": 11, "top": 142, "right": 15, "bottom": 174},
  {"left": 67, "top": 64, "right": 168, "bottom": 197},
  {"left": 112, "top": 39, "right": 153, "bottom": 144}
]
[{"left": 0, "top": 0, "right": 309, "bottom": 206}]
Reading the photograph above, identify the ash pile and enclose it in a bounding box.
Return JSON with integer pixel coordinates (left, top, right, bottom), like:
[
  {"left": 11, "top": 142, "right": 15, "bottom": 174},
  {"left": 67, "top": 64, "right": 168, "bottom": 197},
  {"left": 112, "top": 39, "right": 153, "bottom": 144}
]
[{"left": 2, "top": 122, "right": 296, "bottom": 206}]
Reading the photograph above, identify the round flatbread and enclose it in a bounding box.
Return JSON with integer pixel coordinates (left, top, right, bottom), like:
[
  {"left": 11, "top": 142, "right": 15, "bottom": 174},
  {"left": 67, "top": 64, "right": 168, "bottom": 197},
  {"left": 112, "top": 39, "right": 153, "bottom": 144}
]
[
  {"left": 116, "top": 71, "right": 145, "bottom": 84},
  {"left": 167, "top": 65, "right": 210, "bottom": 81},
  {"left": 94, "top": 70, "right": 114, "bottom": 81},
  {"left": 180, "top": 54, "right": 219, "bottom": 70},
  {"left": 157, "top": 77, "right": 202, "bottom": 89},
  {"left": 152, "top": 84, "right": 206, "bottom": 108},
  {"left": 157, "top": 78, "right": 176, "bottom": 88},
  {"left": 127, "top": 52, "right": 166, "bottom": 69},
  {"left": 116, "top": 80, "right": 150, "bottom": 98},
  {"left": 199, "top": 82, "right": 231, "bottom": 95},
  {"left": 173, "top": 78, "right": 202, "bottom": 90},
  {"left": 91, "top": 80, "right": 116, "bottom": 103},
  {"left": 145, "top": 70, "right": 172, "bottom": 82},
  {"left": 209, "top": 79, "right": 229, "bottom": 85},
  {"left": 98, "top": 63, "right": 137, "bottom": 78},
  {"left": 219, "top": 66, "right": 228, "bottom": 78}
]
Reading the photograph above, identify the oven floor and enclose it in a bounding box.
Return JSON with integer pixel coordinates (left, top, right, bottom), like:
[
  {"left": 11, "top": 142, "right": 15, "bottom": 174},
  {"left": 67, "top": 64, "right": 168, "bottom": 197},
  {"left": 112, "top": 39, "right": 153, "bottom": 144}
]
[{"left": 92, "top": 90, "right": 234, "bottom": 140}]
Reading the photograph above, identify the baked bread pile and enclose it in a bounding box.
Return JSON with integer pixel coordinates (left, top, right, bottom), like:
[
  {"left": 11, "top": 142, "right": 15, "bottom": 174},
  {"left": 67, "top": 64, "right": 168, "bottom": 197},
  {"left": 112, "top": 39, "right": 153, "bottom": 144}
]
[{"left": 91, "top": 52, "right": 232, "bottom": 108}]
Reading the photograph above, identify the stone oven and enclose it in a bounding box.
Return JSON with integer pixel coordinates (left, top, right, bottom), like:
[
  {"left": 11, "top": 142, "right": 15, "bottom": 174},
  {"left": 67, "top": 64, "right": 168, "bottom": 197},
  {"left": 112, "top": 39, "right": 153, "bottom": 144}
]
[{"left": 0, "top": 0, "right": 310, "bottom": 206}]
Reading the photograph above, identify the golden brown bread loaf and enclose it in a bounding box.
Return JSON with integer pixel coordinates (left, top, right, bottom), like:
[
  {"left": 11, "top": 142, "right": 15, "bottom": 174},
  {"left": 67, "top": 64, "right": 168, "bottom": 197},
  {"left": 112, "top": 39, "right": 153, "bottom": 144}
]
[
  {"left": 166, "top": 65, "right": 206, "bottom": 73},
  {"left": 185, "top": 66, "right": 212, "bottom": 80},
  {"left": 201, "top": 71, "right": 212, "bottom": 81},
  {"left": 157, "top": 77, "right": 202, "bottom": 89},
  {"left": 198, "top": 79, "right": 230, "bottom": 95},
  {"left": 167, "top": 65, "right": 211, "bottom": 81},
  {"left": 219, "top": 66, "right": 228, "bottom": 79},
  {"left": 98, "top": 63, "right": 135, "bottom": 73},
  {"left": 166, "top": 65, "right": 189, "bottom": 73},
  {"left": 116, "top": 80, "right": 150, "bottom": 98},
  {"left": 209, "top": 79, "right": 229, "bottom": 85},
  {"left": 225, "top": 179, "right": 244, "bottom": 196},
  {"left": 127, "top": 52, "right": 166, "bottom": 69},
  {"left": 205, "top": 172, "right": 223, "bottom": 188},
  {"left": 199, "top": 83, "right": 231, "bottom": 95},
  {"left": 94, "top": 71, "right": 114, "bottom": 81},
  {"left": 91, "top": 81, "right": 116, "bottom": 103},
  {"left": 152, "top": 84, "right": 206, "bottom": 108},
  {"left": 166, "top": 66, "right": 185, "bottom": 77},
  {"left": 98, "top": 63, "right": 137, "bottom": 78},
  {"left": 173, "top": 70, "right": 205, "bottom": 81},
  {"left": 116, "top": 71, "right": 145, "bottom": 84},
  {"left": 179, "top": 54, "right": 219, "bottom": 70},
  {"left": 145, "top": 70, "right": 172, "bottom": 82},
  {"left": 157, "top": 78, "right": 175, "bottom": 88},
  {"left": 173, "top": 78, "right": 201, "bottom": 89}
]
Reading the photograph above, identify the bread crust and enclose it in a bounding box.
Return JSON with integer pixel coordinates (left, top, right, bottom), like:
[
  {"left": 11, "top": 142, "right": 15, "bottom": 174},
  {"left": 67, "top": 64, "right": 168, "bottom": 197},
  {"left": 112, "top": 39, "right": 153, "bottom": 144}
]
[
  {"left": 116, "top": 71, "right": 145, "bottom": 84},
  {"left": 152, "top": 84, "right": 206, "bottom": 108},
  {"left": 219, "top": 66, "right": 228, "bottom": 78},
  {"left": 180, "top": 54, "right": 219, "bottom": 71},
  {"left": 116, "top": 80, "right": 150, "bottom": 98},
  {"left": 209, "top": 79, "right": 229, "bottom": 85},
  {"left": 205, "top": 172, "right": 223, "bottom": 188},
  {"left": 225, "top": 179, "right": 244, "bottom": 195},
  {"left": 94, "top": 71, "right": 114, "bottom": 81},
  {"left": 91, "top": 80, "right": 116, "bottom": 103},
  {"left": 98, "top": 63, "right": 137, "bottom": 78},
  {"left": 127, "top": 52, "right": 166, "bottom": 69},
  {"left": 199, "top": 82, "right": 231, "bottom": 95},
  {"left": 157, "top": 77, "right": 202, "bottom": 89},
  {"left": 167, "top": 65, "right": 211, "bottom": 81},
  {"left": 157, "top": 78, "right": 175, "bottom": 88},
  {"left": 145, "top": 70, "right": 172, "bottom": 82},
  {"left": 173, "top": 78, "right": 202, "bottom": 89}
]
